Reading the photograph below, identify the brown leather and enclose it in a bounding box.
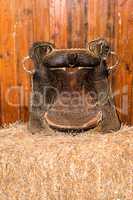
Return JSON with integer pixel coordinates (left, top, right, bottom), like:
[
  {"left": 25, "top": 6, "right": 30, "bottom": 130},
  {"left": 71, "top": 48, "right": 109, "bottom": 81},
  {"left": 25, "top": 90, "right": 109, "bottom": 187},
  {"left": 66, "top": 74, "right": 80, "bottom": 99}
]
[
  {"left": 28, "top": 39, "right": 120, "bottom": 133},
  {"left": 43, "top": 68, "right": 101, "bottom": 131}
]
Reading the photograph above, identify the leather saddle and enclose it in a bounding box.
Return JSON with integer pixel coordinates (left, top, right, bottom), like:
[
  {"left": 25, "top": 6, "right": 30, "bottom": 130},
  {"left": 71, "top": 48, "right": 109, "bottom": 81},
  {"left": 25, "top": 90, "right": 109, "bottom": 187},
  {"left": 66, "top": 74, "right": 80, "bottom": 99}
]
[{"left": 24, "top": 38, "right": 120, "bottom": 133}]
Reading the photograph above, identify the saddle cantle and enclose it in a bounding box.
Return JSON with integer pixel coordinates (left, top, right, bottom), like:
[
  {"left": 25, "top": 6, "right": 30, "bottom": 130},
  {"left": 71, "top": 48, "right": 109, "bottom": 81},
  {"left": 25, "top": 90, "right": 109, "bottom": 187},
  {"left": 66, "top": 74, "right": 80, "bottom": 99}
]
[{"left": 25, "top": 38, "right": 120, "bottom": 133}]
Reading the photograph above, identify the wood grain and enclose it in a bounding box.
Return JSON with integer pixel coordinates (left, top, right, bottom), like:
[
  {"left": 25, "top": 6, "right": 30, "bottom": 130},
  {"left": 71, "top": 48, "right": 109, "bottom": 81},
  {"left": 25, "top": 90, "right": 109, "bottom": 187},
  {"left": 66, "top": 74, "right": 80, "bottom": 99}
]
[
  {"left": 14, "top": 0, "right": 34, "bottom": 122},
  {"left": 0, "top": 0, "right": 20, "bottom": 124},
  {"left": 0, "top": 0, "right": 133, "bottom": 125}
]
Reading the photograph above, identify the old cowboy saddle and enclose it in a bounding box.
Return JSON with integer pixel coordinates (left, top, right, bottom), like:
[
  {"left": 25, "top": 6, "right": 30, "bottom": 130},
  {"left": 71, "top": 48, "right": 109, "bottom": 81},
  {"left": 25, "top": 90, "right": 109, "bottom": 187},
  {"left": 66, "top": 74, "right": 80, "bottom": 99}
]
[{"left": 23, "top": 38, "right": 120, "bottom": 133}]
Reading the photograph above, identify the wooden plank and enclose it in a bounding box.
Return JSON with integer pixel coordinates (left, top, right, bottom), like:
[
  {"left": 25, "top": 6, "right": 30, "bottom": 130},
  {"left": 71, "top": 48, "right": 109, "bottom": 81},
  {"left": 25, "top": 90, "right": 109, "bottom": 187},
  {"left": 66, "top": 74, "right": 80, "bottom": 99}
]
[
  {"left": 54, "top": 0, "right": 61, "bottom": 47},
  {"left": 0, "top": 22, "right": 2, "bottom": 125},
  {"left": 57, "top": 0, "right": 67, "bottom": 48},
  {"left": 66, "top": 0, "right": 73, "bottom": 48},
  {"left": 49, "top": 0, "right": 56, "bottom": 45},
  {"left": 88, "top": 0, "right": 95, "bottom": 41},
  {"left": 0, "top": 0, "right": 20, "bottom": 124},
  {"left": 126, "top": 0, "right": 133, "bottom": 124},
  {"left": 88, "top": 0, "right": 98, "bottom": 41},
  {"left": 105, "top": 1, "right": 122, "bottom": 122},
  {"left": 0, "top": 82, "right": 2, "bottom": 126},
  {"left": 83, "top": 0, "right": 89, "bottom": 46},
  {"left": 67, "top": 0, "right": 88, "bottom": 48},
  {"left": 14, "top": 0, "right": 34, "bottom": 122},
  {"left": 72, "top": 0, "right": 84, "bottom": 48},
  {"left": 33, "top": 0, "right": 50, "bottom": 41},
  {"left": 116, "top": 0, "right": 132, "bottom": 124}
]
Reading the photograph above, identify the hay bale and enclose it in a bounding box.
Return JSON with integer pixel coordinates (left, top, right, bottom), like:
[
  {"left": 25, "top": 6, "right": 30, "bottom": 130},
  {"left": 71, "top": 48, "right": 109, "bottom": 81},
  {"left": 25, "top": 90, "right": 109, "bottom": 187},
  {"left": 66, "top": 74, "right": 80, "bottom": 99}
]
[{"left": 0, "top": 124, "right": 133, "bottom": 200}]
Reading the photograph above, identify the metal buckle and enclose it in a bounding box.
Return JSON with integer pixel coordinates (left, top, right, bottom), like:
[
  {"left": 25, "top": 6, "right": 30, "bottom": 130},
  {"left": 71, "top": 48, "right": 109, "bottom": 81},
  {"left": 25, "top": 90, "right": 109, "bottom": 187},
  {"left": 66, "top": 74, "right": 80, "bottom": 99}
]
[
  {"left": 107, "top": 51, "right": 119, "bottom": 72},
  {"left": 22, "top": 56, "right": 35, "bottom": 75}
]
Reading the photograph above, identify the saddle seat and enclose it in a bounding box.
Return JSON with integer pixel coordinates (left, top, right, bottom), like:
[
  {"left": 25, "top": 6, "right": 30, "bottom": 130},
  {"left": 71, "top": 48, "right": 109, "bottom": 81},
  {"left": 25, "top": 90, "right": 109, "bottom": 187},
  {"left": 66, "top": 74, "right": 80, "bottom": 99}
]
[{"left": 44, "top": 67, "right": 101, "bottom": 131}]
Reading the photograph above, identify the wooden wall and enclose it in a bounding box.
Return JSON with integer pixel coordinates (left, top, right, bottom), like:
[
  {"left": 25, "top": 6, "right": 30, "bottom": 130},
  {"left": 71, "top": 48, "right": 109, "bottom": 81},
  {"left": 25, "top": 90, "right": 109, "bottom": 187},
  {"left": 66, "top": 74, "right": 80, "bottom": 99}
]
[{"left": 0, "top": 0, "right": 133, "bottom": 125}]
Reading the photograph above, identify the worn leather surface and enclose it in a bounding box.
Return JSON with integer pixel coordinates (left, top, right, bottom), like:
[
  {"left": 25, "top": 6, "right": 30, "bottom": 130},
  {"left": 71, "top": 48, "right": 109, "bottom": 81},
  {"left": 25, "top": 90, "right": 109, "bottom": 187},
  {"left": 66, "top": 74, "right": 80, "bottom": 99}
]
[{"left": 28, "top": 39, "right": 120, "bottom": 133}]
